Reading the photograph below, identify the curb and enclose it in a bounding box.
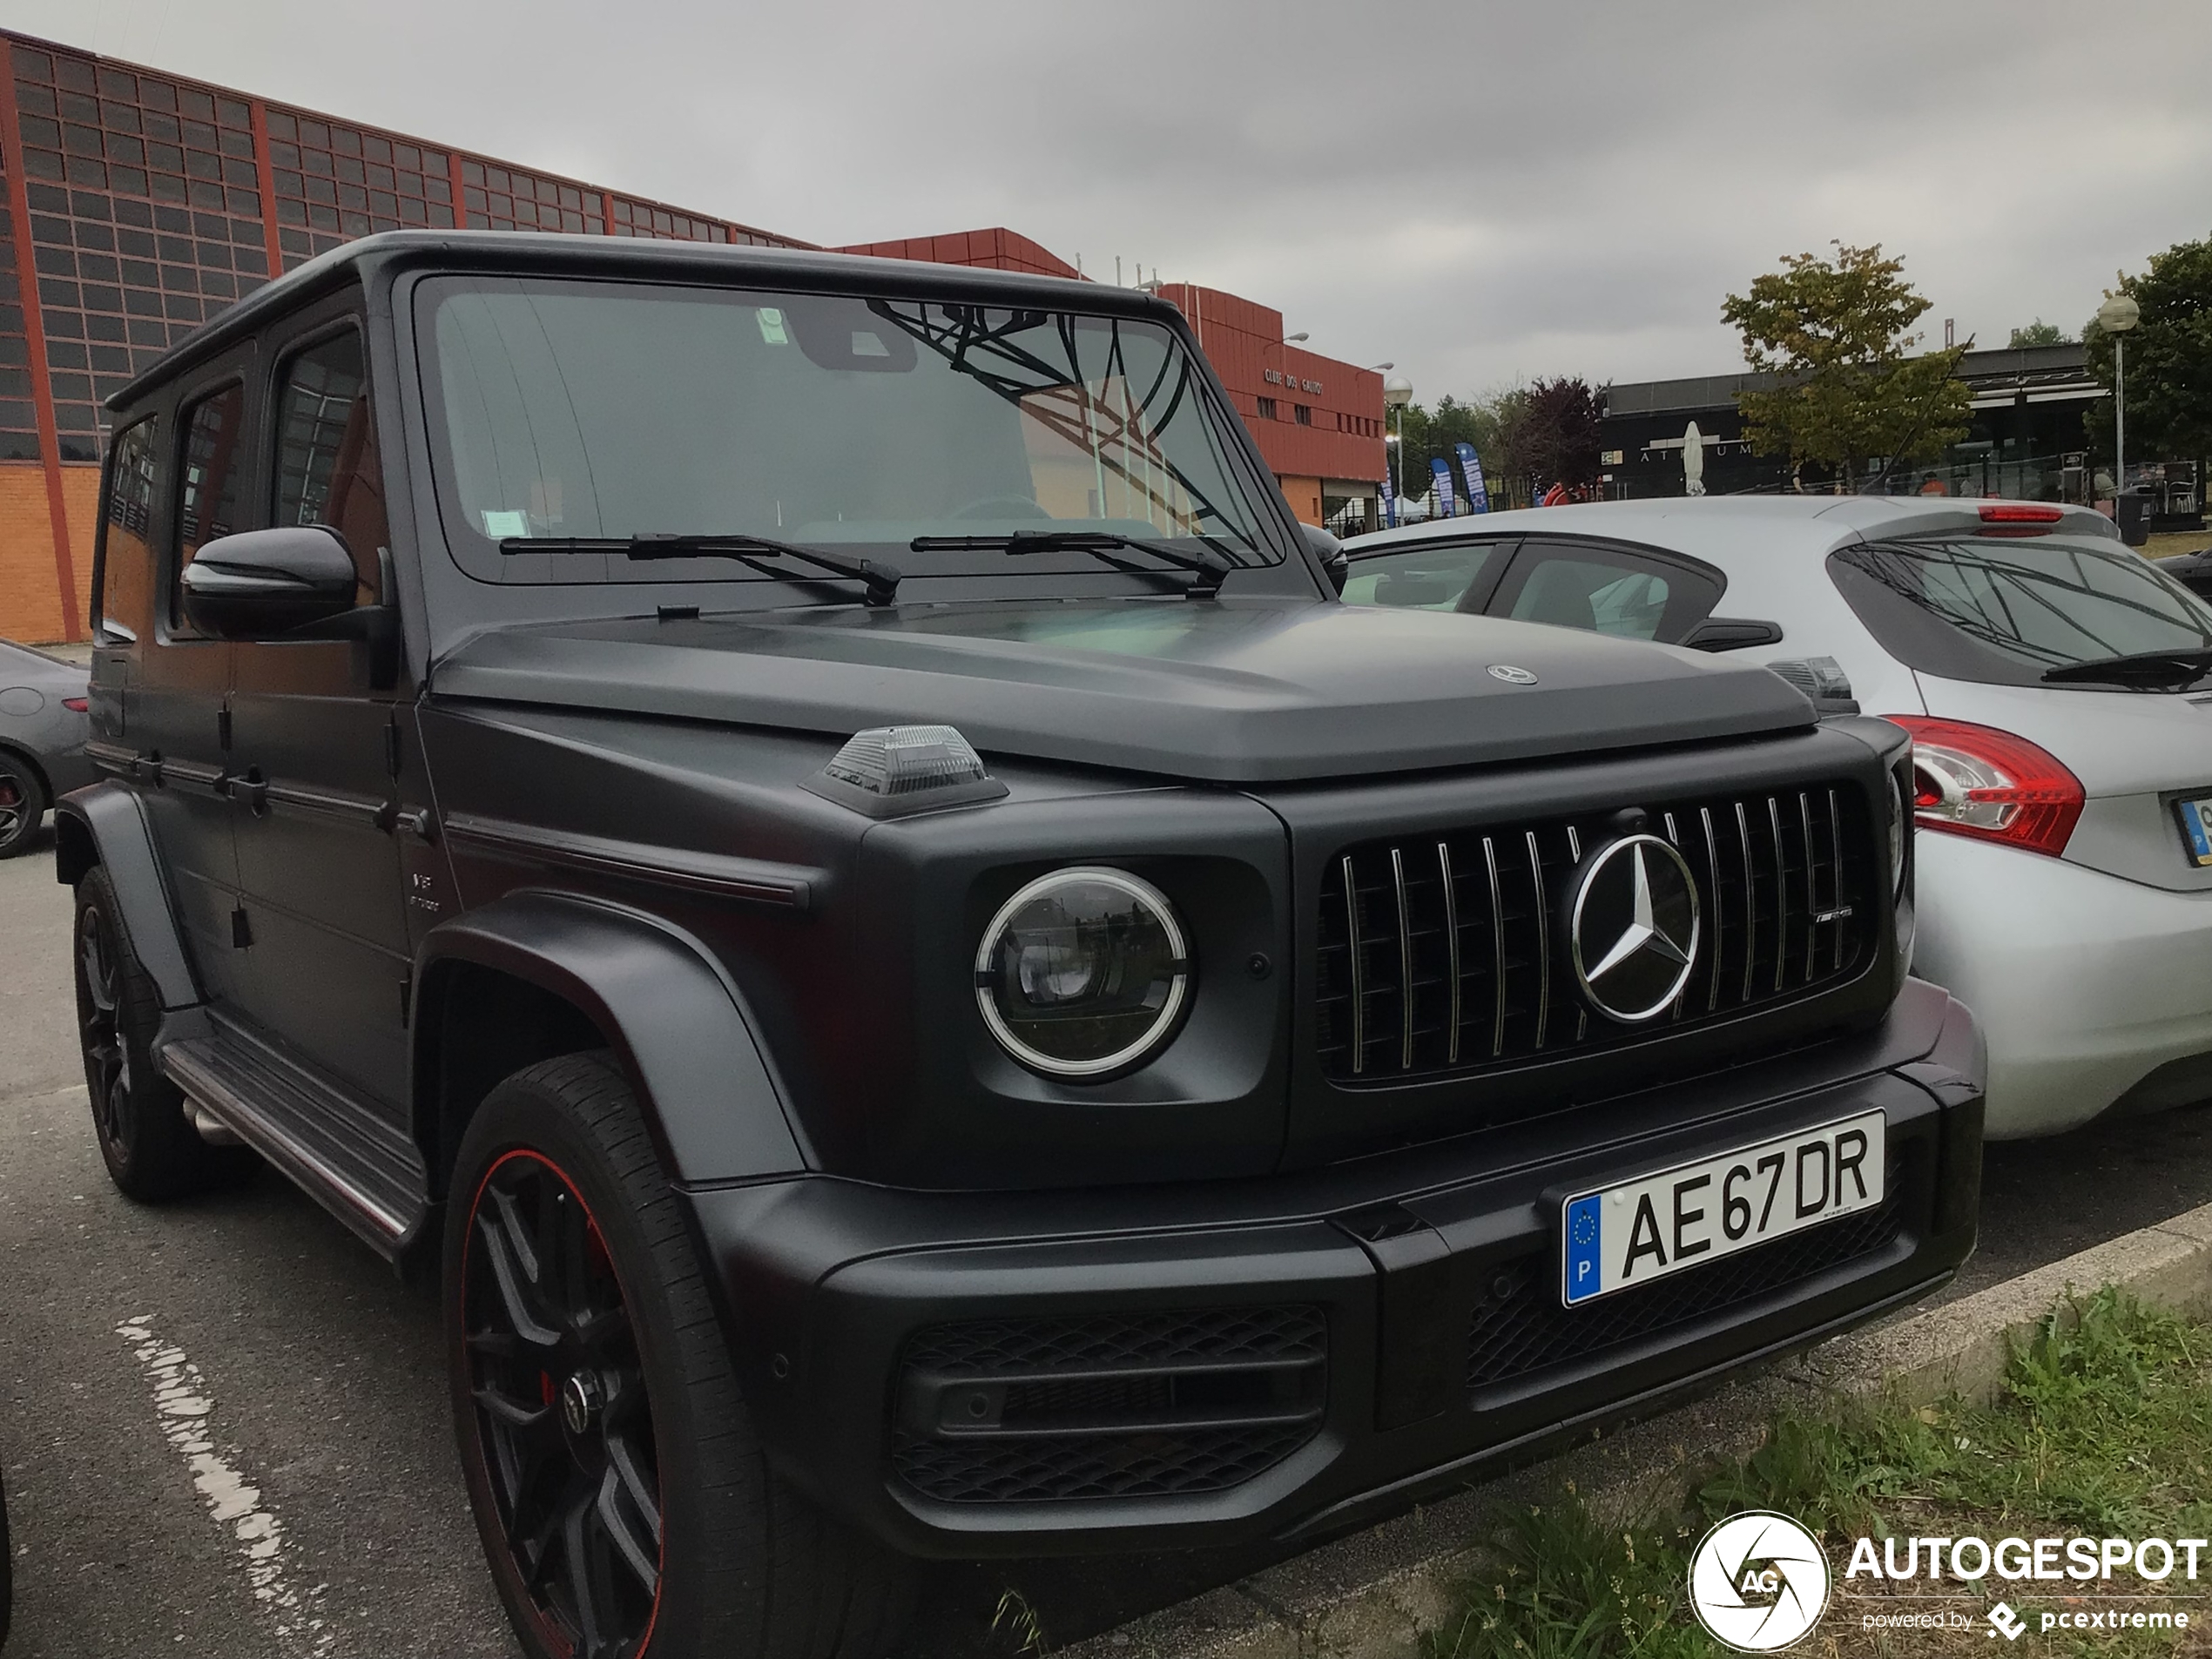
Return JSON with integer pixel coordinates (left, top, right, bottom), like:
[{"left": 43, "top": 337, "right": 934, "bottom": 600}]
[{"left": 1055, "top": 1198, "right": 2212, "bottom": 1659}]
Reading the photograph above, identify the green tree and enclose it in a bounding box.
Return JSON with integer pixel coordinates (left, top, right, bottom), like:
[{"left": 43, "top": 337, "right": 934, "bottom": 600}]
[
  {"left": 1721, "top": 241, "right": 1971, "bottom": 485},
  {"left": 2008, "top": 319, "right": 2071, "bottom": 347},
  {"left": 1393, "top": 387, "right": 1528, "bottom": 505},
  {"left": 2082, "top": 239, "right": 2212, "bottom": 469}
]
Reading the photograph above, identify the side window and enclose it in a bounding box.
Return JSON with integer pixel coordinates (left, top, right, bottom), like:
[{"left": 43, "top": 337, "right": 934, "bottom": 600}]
[
  {"left": 272, "top": 328, "right": 387, "bottom": 597},
  {"left": 97, "top": 415, "right": 158, "bottom": 637},
  {"left": 1496, "top": 543, "right": 1723, "bottom": 643},
  {"left": 173, "top": 383, "right": 247, "bottom": 631},
  {"left": 1340, "top": 541, "right": 1508, "bottom": 611}
]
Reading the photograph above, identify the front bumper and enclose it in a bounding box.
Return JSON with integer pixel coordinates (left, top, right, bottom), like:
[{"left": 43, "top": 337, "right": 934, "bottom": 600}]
[{"left": 685, "top": 980, "right": 1984, "bottom": 1558}]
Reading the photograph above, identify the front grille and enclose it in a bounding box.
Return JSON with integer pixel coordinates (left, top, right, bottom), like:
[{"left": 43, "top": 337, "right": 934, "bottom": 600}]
[
  {"left": 891, "top": 1305, "right": 1326, "bottom": 1505},
  {"left": 1465, "top": 1157, "right": 1907, "bottom": 1393},
  {"left": 1316, "top": 782, "right": 1878, "bottom": 1082}
]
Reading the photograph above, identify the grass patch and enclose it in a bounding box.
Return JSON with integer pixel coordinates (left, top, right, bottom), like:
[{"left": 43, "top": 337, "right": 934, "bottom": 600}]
[{"left": 1424, "top": 1288, "right": 2212, "bottom": 1658}]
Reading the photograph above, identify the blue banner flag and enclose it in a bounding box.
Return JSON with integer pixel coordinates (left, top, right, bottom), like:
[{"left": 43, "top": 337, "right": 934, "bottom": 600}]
[
  {"left": 1379, "top": 482, "right": 1397, "bottom": 529},
  {"left": 1454, "top": 442, "right": 1490, "bottom": 514},
  {"left": 1430, "top": 455, "right": 1457, "bottom": 517}
]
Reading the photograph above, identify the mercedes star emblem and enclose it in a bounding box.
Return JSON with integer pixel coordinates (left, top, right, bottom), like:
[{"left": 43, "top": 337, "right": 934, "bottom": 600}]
[
  {"left": 1487, "top": 664, "right": 1539, "bottom": 685},
  {"left": 1569, "top": 833, "right": 1701, "bottom": 1022}
]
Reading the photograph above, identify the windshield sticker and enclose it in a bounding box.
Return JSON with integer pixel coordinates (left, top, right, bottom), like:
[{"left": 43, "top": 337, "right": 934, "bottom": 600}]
[
  {"left": 851, "top": 330, "right": 890, "bottom": 358},
  {"left": 480, "top": 509, "right": 529, "bottom": 538},
  {"left": 756, "top": 307, "right": 788, "bottom": 345}
]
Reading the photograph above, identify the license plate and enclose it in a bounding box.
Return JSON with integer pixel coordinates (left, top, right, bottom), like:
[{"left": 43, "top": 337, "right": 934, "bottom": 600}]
[
  {"left": 1561, "top": 1111, "right": 1885, "bottom": 1306},
  {"left": 2175, "top": 795, "right": 2212, "bottom": 867}
]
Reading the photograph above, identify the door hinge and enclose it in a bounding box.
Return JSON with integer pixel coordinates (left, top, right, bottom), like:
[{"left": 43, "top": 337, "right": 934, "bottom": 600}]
[
  {"left": 230, "top": 907, "right": 253, "bottom": 949},
  {"left": 384, "top": 718, "right": 401, "bottom": 780},
  {"left": 399, "top": 968, "right": 413, "bottom": 1029},
  {"left": 217, "top": 706, "right": 232, "bottom": 751}
]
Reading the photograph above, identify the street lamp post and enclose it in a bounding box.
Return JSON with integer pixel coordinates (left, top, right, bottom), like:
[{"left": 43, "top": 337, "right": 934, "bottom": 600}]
[
  {"left": 1383, "top": 373, "right": 1413, "bottom": 520},
  {"left": 2097, "top": 293, "right": 2141, "bottom": 506}
]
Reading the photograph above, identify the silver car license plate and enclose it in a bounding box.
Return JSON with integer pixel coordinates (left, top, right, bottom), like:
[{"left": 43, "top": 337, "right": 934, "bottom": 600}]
[{"left": 1561, "top": 1111, "right": 1885, "bottom": 1306}]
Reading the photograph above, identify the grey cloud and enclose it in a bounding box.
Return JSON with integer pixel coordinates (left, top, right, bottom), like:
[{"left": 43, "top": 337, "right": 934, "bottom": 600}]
[{"left": 18, "top": 0, "right": 2211, "bottom": 395}]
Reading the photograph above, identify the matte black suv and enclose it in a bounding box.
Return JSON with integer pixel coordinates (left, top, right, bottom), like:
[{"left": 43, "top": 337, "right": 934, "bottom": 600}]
[{"left": 62, "top": 231, "right": 1983, "bottom": 1659}]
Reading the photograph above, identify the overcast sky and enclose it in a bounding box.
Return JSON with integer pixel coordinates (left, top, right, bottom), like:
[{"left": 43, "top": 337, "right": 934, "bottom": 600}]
[{"left": 12, "top": 0, "right": 2209, "bottom": 400}]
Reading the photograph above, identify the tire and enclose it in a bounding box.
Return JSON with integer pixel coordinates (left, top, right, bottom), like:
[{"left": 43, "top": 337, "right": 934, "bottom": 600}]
[
  {"left": 74, "top": 866, "right": 254, "bottom": 1201},
  {"left": 445, "top": 1052, "right": 914, "bottom": 1659},
  {"left": 0, "top": 751, "right": 45, "bottom": 858}
]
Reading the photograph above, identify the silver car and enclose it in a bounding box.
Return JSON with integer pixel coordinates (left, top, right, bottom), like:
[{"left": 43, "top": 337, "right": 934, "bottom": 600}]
[
  {"left": 1344, "top": 496, "right": 2212, "bottom": 1138},
  {"left": 0, "top": 637, "right": 92, "bottom": 858}
]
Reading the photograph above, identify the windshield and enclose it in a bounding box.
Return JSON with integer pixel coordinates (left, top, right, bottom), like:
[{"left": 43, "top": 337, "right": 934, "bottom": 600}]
[
  {"left": 418, "top": 275, "right": 1281, "bottom": 589},
  {"left": 1830, "top": 533, "right": 2212, "bottom": 687}
]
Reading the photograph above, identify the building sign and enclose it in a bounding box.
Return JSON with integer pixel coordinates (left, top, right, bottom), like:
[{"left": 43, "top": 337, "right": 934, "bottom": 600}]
[{"left": 1262, "top": 368, "right": 1324, "bottom": 394}]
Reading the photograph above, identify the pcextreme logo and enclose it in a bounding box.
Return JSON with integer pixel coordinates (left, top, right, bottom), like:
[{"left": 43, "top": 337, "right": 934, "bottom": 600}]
[{"left": 1688, "top": 1512, "right": 1832, "bottom": 1651}]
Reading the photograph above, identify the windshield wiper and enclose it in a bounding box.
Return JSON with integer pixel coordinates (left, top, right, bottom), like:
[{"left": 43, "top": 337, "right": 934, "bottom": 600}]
[
  {"left": 500, "top": 533, "right": 901, "bottom": 608},
  {"left": 2040, "top": 646, "right": 2212, "bottom": 687},
  {"left": 907, "top": 530, "right": 1233, "bottom": 597}
]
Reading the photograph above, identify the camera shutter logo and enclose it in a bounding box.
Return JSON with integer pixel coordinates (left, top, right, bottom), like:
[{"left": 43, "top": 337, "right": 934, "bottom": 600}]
[{"left": 1688, "top": 1511, "right": 1831, "bottom": 1651}]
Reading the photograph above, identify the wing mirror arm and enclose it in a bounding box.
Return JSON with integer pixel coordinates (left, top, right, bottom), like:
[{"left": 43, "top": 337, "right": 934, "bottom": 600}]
[{"left": 288, "top": 545, "right": 400, "bottom": 689}]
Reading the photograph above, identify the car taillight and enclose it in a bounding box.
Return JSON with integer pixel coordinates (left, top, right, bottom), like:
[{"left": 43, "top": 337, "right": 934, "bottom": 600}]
[
  {"left": 62, "top": 697, "right": 87, "bottom": 712},
  {"left": 1979, "top": 503, "right": 2064, "bottom": 523},
  {"left": 1885, "top": 716, "right": 2083, "bottom": 856}
]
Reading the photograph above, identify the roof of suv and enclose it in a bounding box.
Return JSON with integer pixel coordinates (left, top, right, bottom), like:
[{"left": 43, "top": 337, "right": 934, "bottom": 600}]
[
  {"left": 1344, "top": 495, "right": 2119, "bottom": 563},
  {"left": 110, "top": 227, "right": 1177, "bottom": 410}
]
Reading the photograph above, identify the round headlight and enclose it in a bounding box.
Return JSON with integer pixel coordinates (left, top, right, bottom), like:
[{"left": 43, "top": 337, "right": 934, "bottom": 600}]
[{"left": 974, "top": 868, "right": 1190, "bottom": 1078}]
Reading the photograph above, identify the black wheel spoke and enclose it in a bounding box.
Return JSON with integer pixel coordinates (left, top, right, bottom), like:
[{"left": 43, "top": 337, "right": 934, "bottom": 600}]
[
  {"left": 475, "top": 1209, "right": 563, "bottom": 1350},
  {"left": 598, "top": 1437, "right": 661, "bottom": 1593},
  {"left": 473, "top": 1381, "right": 555, "bottom": 1432}
]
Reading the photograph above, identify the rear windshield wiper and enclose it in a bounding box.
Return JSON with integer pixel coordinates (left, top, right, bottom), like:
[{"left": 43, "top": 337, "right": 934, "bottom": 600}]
[
  {"left": 2040, "top": 646, "right": 2212, "bottom": 687},
  {"left": 500, "top": 533, "right": 900, "bottom": 608},
  {"left": 907, "top": 529, "right": 1233, "bottom": 597}
]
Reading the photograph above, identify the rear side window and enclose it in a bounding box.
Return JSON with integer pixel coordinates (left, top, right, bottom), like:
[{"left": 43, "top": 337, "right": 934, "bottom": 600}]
[
  {"left": 1494, "top": 542, "right": 1723, "bottom": 644},
  {"left": 97, "top": 415, "right": 158, "bottom": 636},
  {"left": 272, "top": 328, "right": 386, "bottom": 597},
  {"left": 173, "top": 383, "right": 246, "bottom": 629},
  {"left": 1831, "top": 534, "right": 2212, "bottom": 685},
  {"left": 1341, "top": 540, "right": 1507, "bottom": 610}
]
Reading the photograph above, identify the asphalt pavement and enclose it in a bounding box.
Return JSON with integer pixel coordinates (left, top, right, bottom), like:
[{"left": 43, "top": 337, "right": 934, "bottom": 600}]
[{"left": 5, "top": 829, "right": 2212, "bottom": 1656}]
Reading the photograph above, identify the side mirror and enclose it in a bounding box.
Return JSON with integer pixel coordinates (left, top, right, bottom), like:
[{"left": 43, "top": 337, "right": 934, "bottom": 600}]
[
  {"left": 180, "top": 526, "right": 359, "bottom": 637},
  {"left": 1299, "top": 523, "right": 1348, "bottom": 594}
]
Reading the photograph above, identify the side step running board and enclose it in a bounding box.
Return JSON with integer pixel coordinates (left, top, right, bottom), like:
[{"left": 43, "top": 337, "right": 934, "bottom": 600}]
[{"left": 158, "top": 1028, "right": 430, "bottom": 1259}]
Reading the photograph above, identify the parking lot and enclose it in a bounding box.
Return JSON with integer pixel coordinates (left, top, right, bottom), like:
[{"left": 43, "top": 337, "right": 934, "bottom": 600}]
[{"left": 3, "top": 832, "right": 2211, "bottom": 1657}]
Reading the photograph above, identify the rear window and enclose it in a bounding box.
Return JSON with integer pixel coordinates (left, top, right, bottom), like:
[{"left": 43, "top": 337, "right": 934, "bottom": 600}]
[{"left": 1831, "top": 534, "right": 2212, "bottom": 686}]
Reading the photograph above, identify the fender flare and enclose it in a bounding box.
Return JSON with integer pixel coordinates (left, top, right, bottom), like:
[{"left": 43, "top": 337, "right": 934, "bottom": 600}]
[
  {"left": 412, "top": 890, "right": 808, "bottom": 1188},
  {"left": 53, "top": 783, "right": 201, "bottom": 1011}
]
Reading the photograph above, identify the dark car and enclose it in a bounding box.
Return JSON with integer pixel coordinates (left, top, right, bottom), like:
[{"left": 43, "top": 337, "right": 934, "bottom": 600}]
[
  {"left": 2158, "top": 547, "right": 2212, "bottom": 602},
  {"left": 0, "top": 637, "right": 92, "bottom": 857},
  {"left": 61, "top": 231, "right": 1983, "bottom": 1659}
]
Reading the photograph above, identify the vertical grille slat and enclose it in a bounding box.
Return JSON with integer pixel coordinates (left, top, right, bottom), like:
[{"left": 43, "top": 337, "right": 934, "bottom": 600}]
[
  {"left": 1483, "top": 836, "right": 1507, "bottom": 1059},
  {"left": 1525, "top": 830, "right": 1551, "bottom": 1052},
  {"left": 1390, "top": 846, "right": 1414, "bottom": 1072},
  {"left": 1439, "top": 841, "right": 1462, "bottom": 1067},
  {"left": 1316, "top": 779, "right": 1879, "bottom": 1084}
]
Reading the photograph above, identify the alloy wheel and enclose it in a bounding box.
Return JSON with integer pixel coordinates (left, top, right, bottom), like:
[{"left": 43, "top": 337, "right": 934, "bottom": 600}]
[
  {"left": 462, "top": 1150, "right": 663, "bottom": 1659},
  {"left": 78, "top": 902, "right": 132, "bottom": 1150},
  {"left": 0, "top": 772, "right": 24, "bottom": 846}
]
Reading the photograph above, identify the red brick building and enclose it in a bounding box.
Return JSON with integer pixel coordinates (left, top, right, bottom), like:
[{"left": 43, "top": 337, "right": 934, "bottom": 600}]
[{"left": 0, "top": 30, "right": 1383, "bottom": 642}]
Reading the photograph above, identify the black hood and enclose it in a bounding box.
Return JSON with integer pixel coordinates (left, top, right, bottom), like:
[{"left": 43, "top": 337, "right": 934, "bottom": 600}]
[{"left": 429, "top": 597, "right": 1813, "bottom": 784}]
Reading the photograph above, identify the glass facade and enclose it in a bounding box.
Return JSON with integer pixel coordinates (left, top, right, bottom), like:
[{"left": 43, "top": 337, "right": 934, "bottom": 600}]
[{"left": 0, "top": 25, "right": 804, "bottom": 642}]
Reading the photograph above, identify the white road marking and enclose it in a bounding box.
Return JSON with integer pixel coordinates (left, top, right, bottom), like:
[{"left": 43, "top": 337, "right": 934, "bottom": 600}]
[{"left": 115, "top": 1315, "right": 334, "bottom": 1656}]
